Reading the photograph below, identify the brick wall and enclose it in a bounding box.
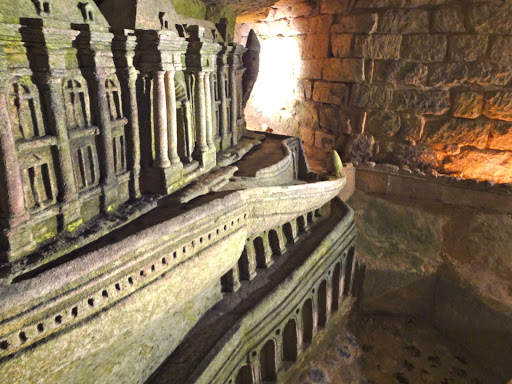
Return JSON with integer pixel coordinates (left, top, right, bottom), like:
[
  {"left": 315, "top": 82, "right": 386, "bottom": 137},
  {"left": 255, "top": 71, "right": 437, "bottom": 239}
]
[{"left": 236, "top": 0, "right": 512, "bottom": 182}]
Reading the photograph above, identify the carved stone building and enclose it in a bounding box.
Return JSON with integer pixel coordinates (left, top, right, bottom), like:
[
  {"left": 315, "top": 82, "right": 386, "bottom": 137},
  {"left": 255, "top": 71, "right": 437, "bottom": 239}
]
[{"left": 1, "top": 0, "right": 511, "bottom": 384}]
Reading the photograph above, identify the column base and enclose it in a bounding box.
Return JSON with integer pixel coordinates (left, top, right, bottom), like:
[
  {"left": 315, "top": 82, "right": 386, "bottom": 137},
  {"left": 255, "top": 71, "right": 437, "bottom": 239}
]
[
  {"left": 193, "top": 148, "right": 217, "bottom": 169},
  {"left": 129, "top": 168, "right": 141, "bottom": 199},
  {"left": 220, "top": 134, "right": 232, "bottom": 151},
  {"left": 2, "top": 224, "right": 36, "bottom": 262},
  {"left": 61, "top": 199, "right": 83, "bottom": 233},
  {"left": 102, "top": 184, "right": 119, "bottom": 213},
  {"left": 141, "top": 163, "right": 184, "bottom": 195}
]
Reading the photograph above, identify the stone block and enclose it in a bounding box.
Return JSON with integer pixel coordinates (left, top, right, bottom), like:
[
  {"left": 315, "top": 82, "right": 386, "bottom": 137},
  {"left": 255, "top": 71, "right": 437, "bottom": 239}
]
[
  {"left": 374, "top": 142, "right": 438, "bottom": 170},
  {"left": 300, "top": 126, "right": 315, "bottom": 146},
  {"left": 351, "top": 83, "right": 394, "bottom": 109},
  {"left": 431, "top": 5, "right": 465, "bottom": 33},
  {"left": 467, "top": 2, "right": 512, "bottom": 34},
  {"left": 374, "top": 60, "right": 428, "bottom": 87},
  {"left": 291, "top": 1, "right": 316, "bottom": 17},
  {"left": 294, "top": 59, "right": 322, "bottom": 79},
  {"left": 377, "top": 9, "right": 429, "bottom": 34},
  {"left": 289, "top": 17, "right": 310, "bottom": 34},
  {"left": 320, "top": 0, "right": 352, "bottom": 15},
  {"left": 452, "top": 91, "right": 483, "bottom": 119},
  {"left": 297, "top": 79, "right": 313, "bottom": 99},
  {"left": 319, "top": 105, "right": 352, "bottom": 133},
  {"left": 448, "top": 35, "right": 489, "bottom": 62},
  {"left": 295, "top": 100, "right": 319, "bottom": 128},
  {"left": 428, "top": 62, "right": 512, "bottom": 87},
  {"left": 398, "top": 113, "right": 425, "bottom": 142},
  {"left": 331, "top": 13, "right": 378, "bottom": 34},
  {"left": 421, "top": 118, "right": 491, "bottom": 150},
  {"left": 401, "top": 35, "right": 447, "bottom": 62},
  {"left": 489, "top": 36, "right": 512, "bottom": 65},
  {"left": 342, "top": 134, "right": 375, "bottom": 163},
  {"left": 393, "top": 89, "right": 450, "bottom": 115},
  {"left": 302, "top": 31, "right": 330, "bottom": 59},
  {"left": 490, "top": 121, "right": 512, "bottom": 151},
  {"left": 314, "top": 130, "right": 336, "bottom": 152},
  {"left": 364, "top": 110, "right": 401, "bottom": 137},
  {"left": 331, "top": 34, "right": 352, "bottom": 58},
  {"left": 483, "top": 91, "right": 512, "bottom": 122},
  {"left": 309, "top": 15, "right": 334, "bottom": 32},
  {"left": 312, "top": 81, "right": 350, "bottom": 105},
  {"left": 353, "top": 34, "right": 402, "bottom": 60},
  {"left": 322, "top": 58, "right": 365, "bottom": 82}
]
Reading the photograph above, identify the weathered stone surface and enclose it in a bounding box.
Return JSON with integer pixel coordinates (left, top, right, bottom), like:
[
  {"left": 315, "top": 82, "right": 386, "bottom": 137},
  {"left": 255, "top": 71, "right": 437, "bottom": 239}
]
[
  {"left": 489, "top": 36, "right": 512, "bottom": 65},
  {"left": 374, "top": 60, "right": 428, "bottom": 86},
  {"left": 288, "top": 16, "right": 310, "bottom": 34},
  {"left": 452, "top": 91, "right": 483, "bottom": 119},
  {"left": 320, "top": 0, "right": 353, "bottom": 15},
  {"left": 294, "top": 59, "right": 322, "bottom": 79},
  {"left": 393, "top": 89, "right": 450, "bottom": 115},
  {"left": 443, "top": 148, "right": 512, "bottom": 183},
  {"left": 431, "top": 5, "right": 465, "bottom": 33},
  {"left": 364, "top": 110, "right": 400, "bottom": 137},
  {"left": 314, "top": 129, "right": 337, "bottom": 151},
  {"left": 312, "top": 81, "right": 350, "bottom": 105},
  {"left": 401, "top": 35, "right": 447, "bottom": 62},
  {"left": 483, "top": 91, "right": 512, "bottom": 122},
  {"left": 296, "top": 79, "right": 313, "bottom": 99},
  {"left": 398, "top": 113, "right": 425, "bottom": 142},
  {"left": 448, "top": 35, "right": 489, "bottom": 62},
  {"left": 377, "top": 8, "right": 429, "bottom": 34},
  {"left": 342, "top": 134, "right": 375, "bottom": 163},
  {"left": 302, "top": 31, "right": 330, "bottom": 59},
  {"left": 490, "top": 121, "right": 512, "bottom": 151},
  {"left": 322, "top": 58, "right": 365, "bottom": 82},
  {"left": 294, "top": 100, "right": 318, "bottom": 127},
  {"left": 331, "top": 33, "right": 352, "bottom": 58},
  {"left": 331, "top": 13, "right": 378, "bottom": 34},
  {"left": 428, "top": 62, "right": 512, "bottom": 87},
  {"left": 421, "top": 118, "right": 491, "bottom": 150},
  {"left": 319, "top": 105, "right": 352, "bottom": 133},
  {"left": 374, "top": 142, "right": 438, "bottom": 170},
  {"left": 467, "top": 2, "right": 512, "bottom": 34},
  {"left": 353, "top": 34, "right": 402, "bottom": 60},
  {"left": 351, "top": 83, "right": 393, "bottom": 109}
]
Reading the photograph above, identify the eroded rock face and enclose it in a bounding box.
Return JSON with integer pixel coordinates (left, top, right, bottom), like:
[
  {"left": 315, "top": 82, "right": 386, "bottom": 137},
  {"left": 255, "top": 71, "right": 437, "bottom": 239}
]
[{"left": 236, "top": 0, "right": 512, "bottom": 183}]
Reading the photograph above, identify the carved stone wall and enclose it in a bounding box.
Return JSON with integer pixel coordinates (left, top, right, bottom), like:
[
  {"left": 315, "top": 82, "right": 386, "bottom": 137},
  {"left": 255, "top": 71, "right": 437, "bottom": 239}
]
[
  {"left": 0, "top": 0, "right": 246, "bottom": 266},
  {"left": 236, "top": 0, "right": 512, "bottom": 183}
]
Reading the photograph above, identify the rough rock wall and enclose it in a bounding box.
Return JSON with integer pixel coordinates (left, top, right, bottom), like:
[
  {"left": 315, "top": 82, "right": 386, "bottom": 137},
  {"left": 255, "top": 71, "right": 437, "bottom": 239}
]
[{"left": 236, "top": 0, "right": 512, "bottom": 182}]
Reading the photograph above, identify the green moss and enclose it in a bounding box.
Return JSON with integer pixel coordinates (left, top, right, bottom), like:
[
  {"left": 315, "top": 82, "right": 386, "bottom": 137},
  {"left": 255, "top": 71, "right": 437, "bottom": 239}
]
[
  {"left": 66, "top": 218, "right": 83, "bottom": 233},
  {"left": 205, "top": 5, "right": 238, "bottom": 42},
  {"left": 33, "top": 218, "right": 58, "bottom": 243},
  {"left": 171, "top": 0, "right": 207, "bottom": 19}
]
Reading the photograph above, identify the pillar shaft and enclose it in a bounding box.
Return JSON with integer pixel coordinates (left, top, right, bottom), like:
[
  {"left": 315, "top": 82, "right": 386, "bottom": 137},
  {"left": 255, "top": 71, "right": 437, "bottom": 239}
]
[
  {"left": 219, "top": 67, "right": 229, "bottom": 149},
  {"left": 153, "top": 70, "right": 171, "bottom": 168},
  {"left": 0, "top": 91, "right": 28, "bottom": 226},
  {"left": 229, "top": 66, "right": 238, "bottom": 145},
  {"left": 204, "top": 72, "right": 215, "bottom": 150},
  {"left": 165, "top": 70, "right": 181, "bottom": 165},
  {"left": 193, "top": 71, "right": 208, "bottom": 157}
]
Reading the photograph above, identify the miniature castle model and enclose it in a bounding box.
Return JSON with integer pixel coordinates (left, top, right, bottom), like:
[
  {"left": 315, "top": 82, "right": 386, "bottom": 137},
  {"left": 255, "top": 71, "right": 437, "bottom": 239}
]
[{"left": 0, "top": 1, "right": 356, "bottom": 383}]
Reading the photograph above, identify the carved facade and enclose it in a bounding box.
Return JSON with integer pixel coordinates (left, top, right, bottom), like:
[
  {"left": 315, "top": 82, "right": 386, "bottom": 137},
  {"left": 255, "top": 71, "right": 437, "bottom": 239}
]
[{"left": 0, "top": 0, "right": 246, "bottom": 267}]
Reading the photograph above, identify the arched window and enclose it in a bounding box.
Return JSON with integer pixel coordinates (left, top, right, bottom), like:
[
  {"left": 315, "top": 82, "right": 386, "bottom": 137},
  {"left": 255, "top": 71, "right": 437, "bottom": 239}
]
[
  {"left": 64, "top": 79, "right": 89, "bottom": 130},
  {"left": 235, "top": 365, "right": 254, "bottom": 384},
  {"left": 283, "top": 319, "right": 298, "bottom": 364},
  {"left": 302, "top": 299, "right": 313, "bottom": 346},
  {"left": 260, "top": 339, "right": 277, "bottom": 382},
  {"left": 9, "top": 82, "right": 44, "bottom": 140},
  {"left": 105, "top": 79, "right": 122, "bottom": 121},
  {"left": 343, "top": 247, "right": 355, "bottom": 297},
  {"left": 318, "top": 280, "right": 327, "bottom": 328},
  {"left": 332, "top": 263, "right": 342, "bottom": 312}
]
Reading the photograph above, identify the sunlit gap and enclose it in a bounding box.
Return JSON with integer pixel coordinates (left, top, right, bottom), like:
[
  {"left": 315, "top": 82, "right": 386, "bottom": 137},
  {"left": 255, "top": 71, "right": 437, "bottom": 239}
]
[{"left": 247, "top": 35, "right": 301, "bottom": 130}]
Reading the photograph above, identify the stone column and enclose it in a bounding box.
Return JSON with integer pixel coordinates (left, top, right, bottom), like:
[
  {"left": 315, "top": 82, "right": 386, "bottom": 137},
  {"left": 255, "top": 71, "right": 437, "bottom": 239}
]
[
  {"left": 94, "top": 72, "right": 118, "bottom": 211},
  {"left": 204, "top": 72, "right": 215, "bottom": 151},
  {"left": 193, "top": 71, "right": 209, "bottom": 164},
  {"left": 152, "top": 70, "right": 171, "bottom": 169},
  {"left": 219, "top": 67, "right": 229, "bottom": 150},
  {"left": 164, "top": 69, "right": 181, "bottom": 166},
  {"left": 125, "top": 71, "right": 141, "bottom": 198},
  {"left": 0, "top": 89, "right": 29, "bottom": 227},
  {"left": 229, "top": 65, "right": 238, "bottom": 145}
]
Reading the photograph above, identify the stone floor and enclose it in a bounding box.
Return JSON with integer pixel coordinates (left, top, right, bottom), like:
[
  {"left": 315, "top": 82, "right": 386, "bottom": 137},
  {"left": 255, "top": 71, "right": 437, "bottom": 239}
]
[{"left": 286, "top": 314, "right": 502, "bottom": 384}]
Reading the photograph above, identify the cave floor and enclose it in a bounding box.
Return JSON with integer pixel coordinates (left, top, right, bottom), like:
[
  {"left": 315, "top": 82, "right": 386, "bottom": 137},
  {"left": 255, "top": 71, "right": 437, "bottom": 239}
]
[{"left": 288, "top": 314, "right": 502, "bottom": 384}]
